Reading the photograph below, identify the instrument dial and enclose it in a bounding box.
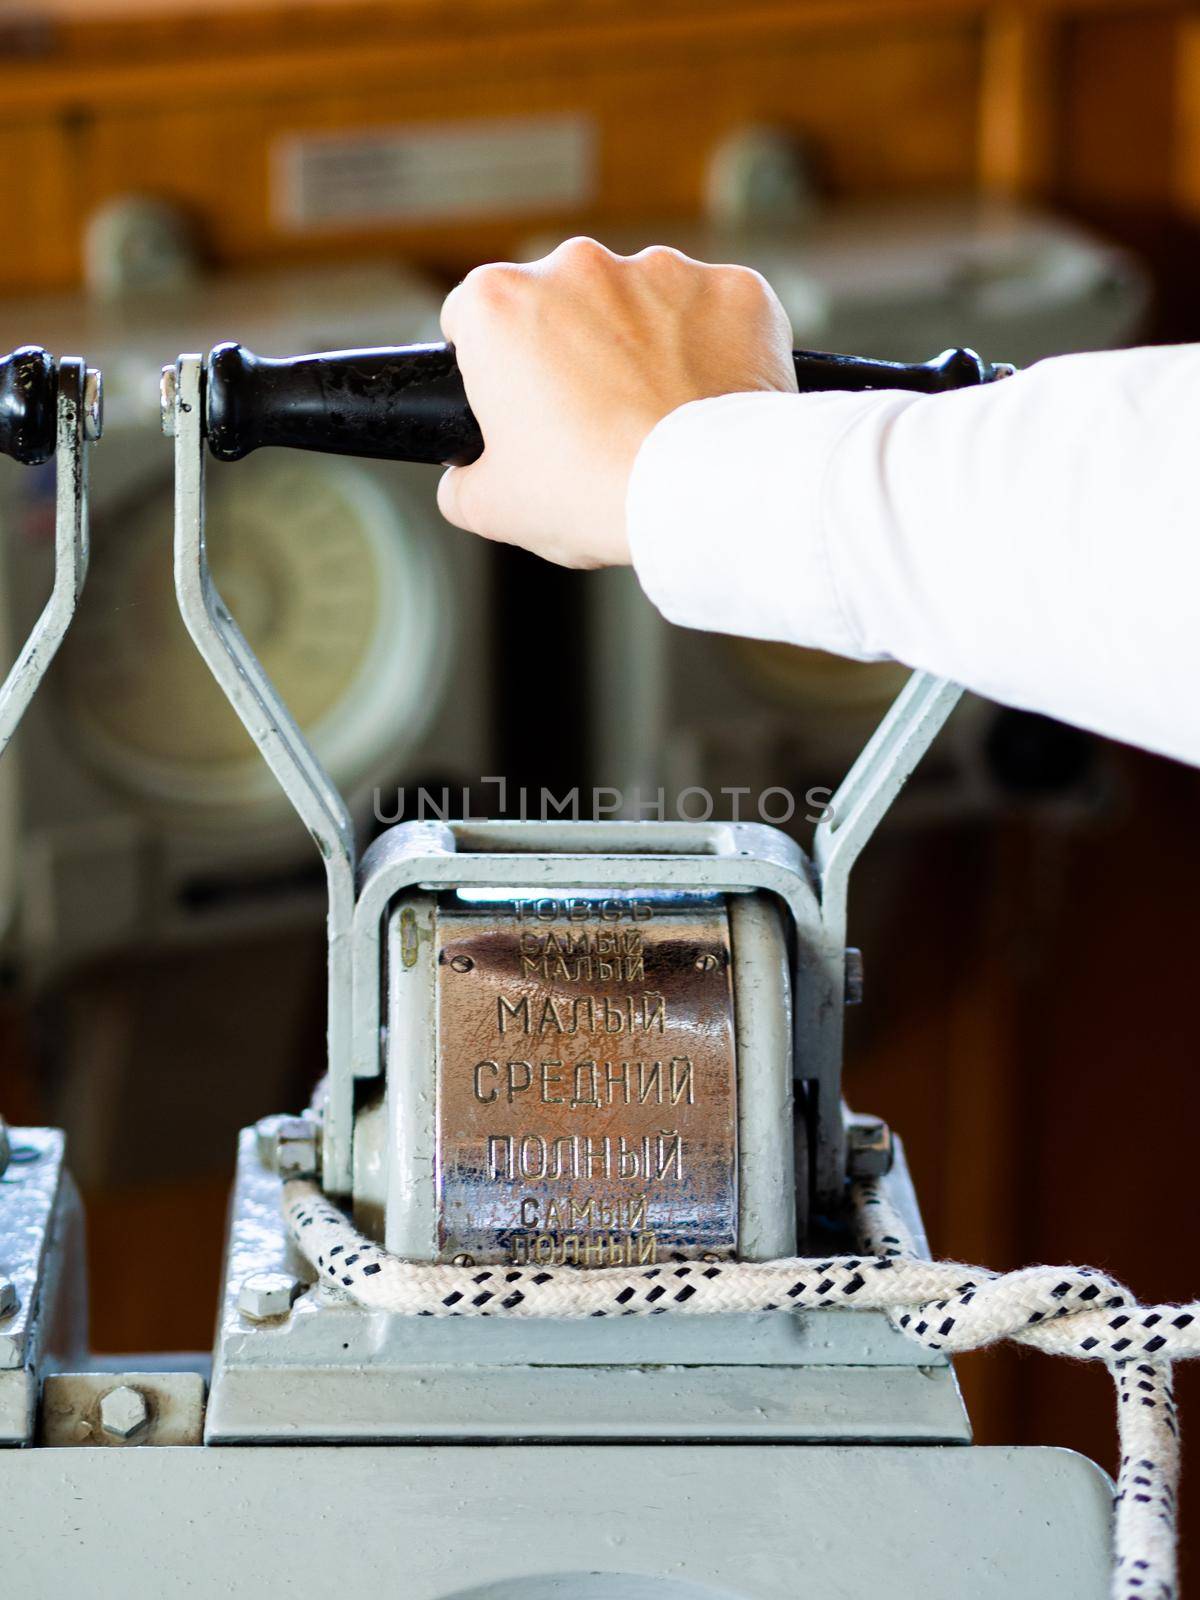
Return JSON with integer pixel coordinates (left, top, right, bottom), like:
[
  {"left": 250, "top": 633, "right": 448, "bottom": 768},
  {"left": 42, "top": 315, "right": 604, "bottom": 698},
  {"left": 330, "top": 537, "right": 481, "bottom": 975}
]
[{"left": 57, "top": 453, "right": 447, "bottom": 822}]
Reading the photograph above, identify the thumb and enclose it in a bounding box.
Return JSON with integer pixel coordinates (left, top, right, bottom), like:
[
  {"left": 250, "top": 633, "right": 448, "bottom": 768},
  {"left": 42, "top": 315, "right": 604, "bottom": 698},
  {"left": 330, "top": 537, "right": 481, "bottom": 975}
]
[{"left": 437, "top": 462, "right": 484, "bottom": 534}]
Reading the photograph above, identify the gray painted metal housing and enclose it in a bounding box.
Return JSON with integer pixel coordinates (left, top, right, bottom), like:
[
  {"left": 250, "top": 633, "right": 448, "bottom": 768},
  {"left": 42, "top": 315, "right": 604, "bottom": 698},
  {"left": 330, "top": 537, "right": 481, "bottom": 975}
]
[
  {"left": 0, "top": 1443, "right": 1113, "bottom": 1598},
  {"left": 206, "top": 1125, "right": 969, "bottom": 1445}
]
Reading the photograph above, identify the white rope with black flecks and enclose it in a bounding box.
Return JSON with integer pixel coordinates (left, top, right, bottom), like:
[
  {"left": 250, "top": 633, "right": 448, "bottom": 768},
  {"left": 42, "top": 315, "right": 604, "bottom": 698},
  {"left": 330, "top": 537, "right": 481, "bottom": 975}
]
[{"left": 285, "top": 1174, "right": 1189, "bottom": 1600}]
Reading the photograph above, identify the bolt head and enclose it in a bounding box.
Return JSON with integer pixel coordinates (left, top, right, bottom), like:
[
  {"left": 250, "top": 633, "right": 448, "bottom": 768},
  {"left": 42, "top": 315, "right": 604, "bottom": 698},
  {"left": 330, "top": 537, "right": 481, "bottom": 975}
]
[
  {"left": 238, "top": 1271, "right": 304, "bottom": 1322},
  {"left": 99, "top": 1385, "right": 149, "bottom": 1441}
]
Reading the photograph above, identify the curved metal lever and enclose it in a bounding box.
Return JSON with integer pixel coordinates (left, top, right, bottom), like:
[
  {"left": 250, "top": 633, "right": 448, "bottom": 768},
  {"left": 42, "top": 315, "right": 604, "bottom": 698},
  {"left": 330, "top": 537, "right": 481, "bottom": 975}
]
[
  {"left": 0, "top": 356, "right": 102, "bottom": 754},
  {"left": 815, "top": 672, "right": 964, "bottom": 934},
  {"left": 168, "top": 355, "right": 358, "bottom": 1194}
]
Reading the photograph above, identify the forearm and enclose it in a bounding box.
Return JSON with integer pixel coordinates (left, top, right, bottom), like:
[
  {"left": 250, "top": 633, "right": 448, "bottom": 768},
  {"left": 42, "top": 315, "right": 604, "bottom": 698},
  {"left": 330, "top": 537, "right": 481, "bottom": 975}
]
[{"left": 628, "top": 343, "right": 1200, "bottom": 766}]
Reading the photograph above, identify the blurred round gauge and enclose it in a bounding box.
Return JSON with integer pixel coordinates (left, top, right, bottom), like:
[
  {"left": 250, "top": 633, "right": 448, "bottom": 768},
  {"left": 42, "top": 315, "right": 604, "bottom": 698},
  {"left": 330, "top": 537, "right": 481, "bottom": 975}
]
[
  {"left": 724, "top": 638, "right": 911, "bottom": 718},
  {"left": 56, "top": 453, "right": 449, "bottom": 824}
]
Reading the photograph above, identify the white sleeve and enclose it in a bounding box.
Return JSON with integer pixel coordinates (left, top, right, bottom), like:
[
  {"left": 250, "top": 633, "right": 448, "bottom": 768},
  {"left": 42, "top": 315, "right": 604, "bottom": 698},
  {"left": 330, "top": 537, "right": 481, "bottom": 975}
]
[{"left": 626, "top": 343, "right": 1200, "bottom": 768}]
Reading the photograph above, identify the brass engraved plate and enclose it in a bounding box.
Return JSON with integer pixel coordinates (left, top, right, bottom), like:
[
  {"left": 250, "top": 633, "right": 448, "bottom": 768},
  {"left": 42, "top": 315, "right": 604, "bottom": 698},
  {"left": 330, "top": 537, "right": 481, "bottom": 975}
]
[{"left": 435, "top": 896, "right": 738, "bottom": 1266}]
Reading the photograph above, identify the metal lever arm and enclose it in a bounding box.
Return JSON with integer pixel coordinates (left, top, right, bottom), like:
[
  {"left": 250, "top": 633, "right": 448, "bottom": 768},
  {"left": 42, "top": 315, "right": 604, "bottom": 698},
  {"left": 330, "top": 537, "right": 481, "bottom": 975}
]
[
  {"left": 201, "top": 342, "right": 1005, "bottom": 466},
  {"left": 0, "top": 356, "right": 101, "bottom": 753},
  {"left": 170, "top": 355, "right": 358, "bottom": 1193}
]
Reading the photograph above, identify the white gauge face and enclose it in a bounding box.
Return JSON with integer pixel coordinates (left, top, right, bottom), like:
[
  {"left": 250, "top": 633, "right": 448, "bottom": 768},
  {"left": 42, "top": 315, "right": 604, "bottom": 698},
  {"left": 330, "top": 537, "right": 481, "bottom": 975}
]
[{"left": 57, "top": 452, "right": 448, "bottom": 823}]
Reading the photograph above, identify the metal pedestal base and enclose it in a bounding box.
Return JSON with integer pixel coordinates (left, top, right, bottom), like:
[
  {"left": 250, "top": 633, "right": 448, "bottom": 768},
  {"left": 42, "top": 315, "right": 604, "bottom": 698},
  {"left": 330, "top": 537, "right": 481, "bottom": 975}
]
[
  {"left": 0, "top": 1443, "right": 1112, "bottom": 1598},
  {"left": 207, "top": 1127, "right": 971, "bottom": 1444}
]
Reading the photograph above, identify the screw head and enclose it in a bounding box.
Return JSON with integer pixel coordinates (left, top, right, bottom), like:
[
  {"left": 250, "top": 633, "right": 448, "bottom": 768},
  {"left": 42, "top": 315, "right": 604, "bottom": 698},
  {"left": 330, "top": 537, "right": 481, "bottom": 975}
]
[
  {"left": 451, "top": 1253, "right": 474, "bottom": 1267},
  {"left": 99, "top": 1385, "right": 149, "bottom": 1442},
  {"left": 448, "top": 954, "right": 474, "bottom": 973},
  {"left": 694, "top": 953, "right": 720, "bottom": 972},
  {"left": 238, "top": 1271, "right": 305, "bottom": 1322}
]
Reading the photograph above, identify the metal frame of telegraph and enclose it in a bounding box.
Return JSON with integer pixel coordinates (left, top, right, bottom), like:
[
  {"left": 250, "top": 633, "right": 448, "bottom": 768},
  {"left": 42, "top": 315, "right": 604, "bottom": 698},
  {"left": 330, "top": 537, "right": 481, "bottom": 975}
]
[{"left": 166, "top": 351, "right": 963, "bottom": 1217}]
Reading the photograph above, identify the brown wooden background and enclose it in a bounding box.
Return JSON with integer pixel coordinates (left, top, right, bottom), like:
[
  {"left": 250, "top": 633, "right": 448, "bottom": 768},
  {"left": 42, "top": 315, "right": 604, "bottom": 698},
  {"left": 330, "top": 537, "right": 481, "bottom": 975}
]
[
  {"left": 3, "top": 0, "right": 1200, "bottom": 296},
  {"left": 2, "top": 0, "right": 1200, "bottom": 1578}
]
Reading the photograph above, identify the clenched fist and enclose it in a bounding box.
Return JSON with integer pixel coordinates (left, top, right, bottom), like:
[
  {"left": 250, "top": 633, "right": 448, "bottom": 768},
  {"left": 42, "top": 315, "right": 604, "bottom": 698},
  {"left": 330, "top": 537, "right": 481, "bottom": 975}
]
[{"left": 437, "top": 238, "right": 796, "bottom": 567}]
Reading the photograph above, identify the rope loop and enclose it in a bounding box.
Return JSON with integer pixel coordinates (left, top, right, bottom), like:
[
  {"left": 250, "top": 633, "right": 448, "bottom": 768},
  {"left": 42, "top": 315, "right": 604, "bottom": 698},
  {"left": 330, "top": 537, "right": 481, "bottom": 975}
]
[{"left": 284, "top": 1175, "right": 1190, "bottom": 1599}]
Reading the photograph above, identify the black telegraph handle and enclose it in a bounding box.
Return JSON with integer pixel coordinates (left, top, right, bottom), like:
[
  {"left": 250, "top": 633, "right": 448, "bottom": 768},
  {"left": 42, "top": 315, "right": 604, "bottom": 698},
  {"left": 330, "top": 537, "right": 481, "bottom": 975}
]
[
  {"left": 205, "top": 343, "right": 483, "bottom": 467},
  {"left": 0, "top": 347, "right": 57, "bottom": 466},
  {"left": 204, "top": 341, "right": 1005, "bottom": 467}
]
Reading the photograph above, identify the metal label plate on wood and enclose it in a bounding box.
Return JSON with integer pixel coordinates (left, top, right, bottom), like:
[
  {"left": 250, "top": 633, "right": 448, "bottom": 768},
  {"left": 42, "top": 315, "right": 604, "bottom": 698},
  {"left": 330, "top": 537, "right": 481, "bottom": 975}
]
[
  {"left": 273, "top": 114, "right": 596, "bottom": 231},
  {"left": 435, "top": 896, "right": 738, "bottom": 1266}
]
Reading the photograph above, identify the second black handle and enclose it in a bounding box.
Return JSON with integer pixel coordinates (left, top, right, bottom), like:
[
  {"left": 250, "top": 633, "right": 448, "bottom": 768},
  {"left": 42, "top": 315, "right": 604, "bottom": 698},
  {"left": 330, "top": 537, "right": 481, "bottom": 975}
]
[
  {"left": 0, "top": 347, "right": 57, "bottom": 466},
  {"left": 205, "top": 342, "right": 1005, "bottom": 467}
]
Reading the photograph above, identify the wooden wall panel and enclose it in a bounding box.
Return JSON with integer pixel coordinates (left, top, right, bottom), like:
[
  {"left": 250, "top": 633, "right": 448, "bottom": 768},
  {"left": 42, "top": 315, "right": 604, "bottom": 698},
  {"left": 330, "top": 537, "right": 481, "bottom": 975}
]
[
  {"left": 1, "top": 2, "right": 1190, "bottom": 294},
  {"left": 979, "top": 10, "right": 1061, "bottom": 195},
  {"left": 0, "top": 12, "right": 985, "bottom": 293},
  {"left": 1058, "top": 9, "right": 1181, "bottom": 207}
]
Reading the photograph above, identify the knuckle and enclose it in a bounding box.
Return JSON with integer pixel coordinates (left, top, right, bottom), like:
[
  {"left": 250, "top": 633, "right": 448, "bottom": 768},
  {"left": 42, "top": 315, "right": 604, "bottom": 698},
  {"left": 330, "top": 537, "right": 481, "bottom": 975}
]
[
  {"left": 554, "top": 235, "right": 613, "bottom": 271},
  {"left": 641, "top": 243, "right": 688, "bottom": 266},
  {"left": 632, "top": 243, "right": 693, "bottom": 277},
  {"left": 719, "top": 262, "right": 772, "bottom": 300},
  {"left": 460, "top": 262, "right": 524, "bottom": 315}
]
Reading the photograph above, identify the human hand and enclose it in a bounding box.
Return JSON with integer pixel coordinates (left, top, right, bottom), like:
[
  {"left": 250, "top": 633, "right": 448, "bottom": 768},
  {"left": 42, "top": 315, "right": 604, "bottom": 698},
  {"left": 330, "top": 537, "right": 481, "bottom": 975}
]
[{"left": 437, "top": 238, "right": 796, "bottom": 567}]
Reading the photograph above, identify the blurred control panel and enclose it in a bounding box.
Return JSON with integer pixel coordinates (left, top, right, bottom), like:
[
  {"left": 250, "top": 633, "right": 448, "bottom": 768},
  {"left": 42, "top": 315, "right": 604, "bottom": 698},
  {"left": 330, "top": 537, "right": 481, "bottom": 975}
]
[{"left": 0, "top": 247, "right": 493, "bottom": 979}]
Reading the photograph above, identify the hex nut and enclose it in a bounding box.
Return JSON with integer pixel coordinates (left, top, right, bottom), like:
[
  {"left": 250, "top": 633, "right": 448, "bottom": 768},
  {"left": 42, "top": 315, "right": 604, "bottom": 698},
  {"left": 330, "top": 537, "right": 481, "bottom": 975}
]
[
  {"left": 276, "top": 1120, "right": 319, "bottom": 1180},
  {"left": 254, "top": 1112, "right": 287, "bottom": 1164},
  {"left": 99, "top": 1385, "right": 150, "bottom": 1442},
  {"left": 255, "top": 1114, "right": 319, "bottom": 1180},
  {"left": 238, "top": 1271, "right": 305, "bottom": 1322},
  {"left": 846, "top": 1120, "right": 894, "bottom": 1178}
]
